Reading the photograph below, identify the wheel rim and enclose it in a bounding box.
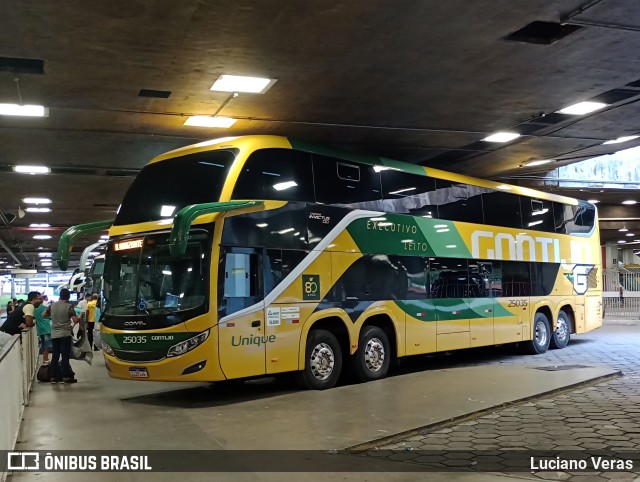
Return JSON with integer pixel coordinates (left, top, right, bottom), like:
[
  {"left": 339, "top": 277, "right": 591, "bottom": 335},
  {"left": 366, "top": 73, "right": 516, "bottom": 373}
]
[
  {"left": 555, "top": 317, "right": 568, "bottom": 343},
  {"left": 535, "top": 320, "right": 548, "bottom": 347},
  {"left": 364, "top": 337, "right": 385, "bottom": 372},
  {"left": 309, "top": 342, "right": 335, "bottom": 381}
]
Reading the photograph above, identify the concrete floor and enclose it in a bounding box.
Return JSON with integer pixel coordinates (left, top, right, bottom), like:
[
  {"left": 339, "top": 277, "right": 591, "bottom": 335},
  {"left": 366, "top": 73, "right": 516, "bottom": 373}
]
[{"left": 9, "top": 324, "right": 624, "bottom": 482}]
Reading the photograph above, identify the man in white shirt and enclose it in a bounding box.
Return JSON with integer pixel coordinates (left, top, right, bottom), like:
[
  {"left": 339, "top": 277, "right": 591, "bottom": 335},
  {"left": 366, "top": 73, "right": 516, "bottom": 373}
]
[{"left": 77, "top": 292, "right": 89, "bottom": 313}]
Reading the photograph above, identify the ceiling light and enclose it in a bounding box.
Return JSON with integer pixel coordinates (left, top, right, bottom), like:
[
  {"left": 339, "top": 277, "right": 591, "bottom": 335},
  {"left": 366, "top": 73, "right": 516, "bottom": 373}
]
[
  {"left": 273, "top": 181, "right": 297, "bottom": 191},
  {"left": 557, "top": 101, "right": 607, "bottom": 115},
  {"left": 30, "top": 223, "right": 50, "bottom": 228},
  {"left": 160, "top": 205, "right": 176, "bottom": 217},
  {"left": 618, "top": 240, "right": 627, "bottom": 244},
  {"left": 524, "top": 159, "right": 552, "bottom": 167},
  {"left": 278, "top": 228, "right": 295, "bottom": 234},
  {"left": 41, "top": 261, "right": 52, "bottom": 267},
  {"left": 23, "top": 197, "right": 52, "bottom": 204},
  {"left": 0, "top": 103, "right": 47, "bottom": 117},
  {"left": 587, "top": 199, "right": 599, "bottom": 204},
  {"left": 210, "top": 75, "right": 276, "bottom": 94},
  {"left": 256, "top": 223, "right": 268, "bottom": 228},
  {"left": 38, "top": 252, "right": 52, "bottom": 257},
  {"left": 619, "top": 227, "right": 628, "bottom": 232},
  {"left": 13, "top": 165, "right": 50, "bottom": 174},
  {"left": 528, "top": 220, "right": 543, "bottom": 227},
  {"left": 496, "top": 184, "right": 512, "bottom": 190},
  {"left": 482, "top": 132, "right": 521, "bottom": 143},
  {"left": 33, "top": 235, "right": 51, "bottom": 240},
  {"left": 26, "top": 207, "right": 51, "bottom": 213},
  {"left": 162, "top": 270, "right": 172, "bottom": 276},
  {"left": 603, "top": 135, "right": 640, "bottom": 145},
  {"left": 622, "top": 200, "right": 637, "bottom": 205},
  {"left": 184, "top": 116, "right": 237, "bottom": 128},
  {"left": 626, "top": 233, "right": 635, "bottom": 237}
]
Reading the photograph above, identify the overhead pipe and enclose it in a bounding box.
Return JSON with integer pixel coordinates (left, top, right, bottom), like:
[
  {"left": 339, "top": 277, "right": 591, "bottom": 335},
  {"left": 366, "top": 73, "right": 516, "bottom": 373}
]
[{"left": 0, "top": 237, "right": 22, "bottom": 265}]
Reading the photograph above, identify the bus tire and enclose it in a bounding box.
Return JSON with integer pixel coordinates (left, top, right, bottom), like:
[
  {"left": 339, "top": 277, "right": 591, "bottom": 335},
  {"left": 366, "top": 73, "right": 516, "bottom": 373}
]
[
  {"left": 299, "top": 329, "right": 342, "bottom": 390},
  {"left": 522, "top": 312, "right": 551, "bottom": 355},
  {"left": 550, "top": 310, "right": 571, "bottom": 349},
  {"left": 351, "top": 326, "right": 391, "bottom": 382}
]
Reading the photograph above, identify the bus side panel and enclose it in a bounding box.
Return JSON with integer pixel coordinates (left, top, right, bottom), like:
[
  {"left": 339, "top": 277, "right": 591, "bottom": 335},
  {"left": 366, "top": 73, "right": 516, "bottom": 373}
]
[{"left": 582, "top": 295, "right": 603, "bottom": 333}]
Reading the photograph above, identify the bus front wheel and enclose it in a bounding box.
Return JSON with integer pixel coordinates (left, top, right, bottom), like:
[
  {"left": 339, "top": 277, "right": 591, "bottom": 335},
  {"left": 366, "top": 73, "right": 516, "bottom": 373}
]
[
  {"left": 351, "top": 326, "right": 391, "bottom": 382},
  {"left": 522, "top": 312, "right": 551, "bottom": 355},
  {"left": 299, "top": 329, "right": 342, "bottom": 390},
  {"left": 550, "top": 310, "right": 571, "bottom": 349}
]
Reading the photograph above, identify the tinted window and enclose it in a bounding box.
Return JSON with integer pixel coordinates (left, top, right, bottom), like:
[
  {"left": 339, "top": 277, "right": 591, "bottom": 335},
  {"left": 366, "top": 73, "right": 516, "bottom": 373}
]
[
  {"left": 523, "top": 198, "right": 555, "bottom": 233},
  {"left": 430, "top": 258, "right": 468, "bottom": 298},
  {"left": 482, "top": 191, "right": 523, "bottom": 229},
  {"left": 433, "top": 180, "right": 485, "bottom": 223},
  {"left": 502, "top": 261, "right": 531, "bottom": 297},
  {"left": 312, "top": 155, "right": 383, "bottom": 209},
  {"left": 221, "top": 203, "right": 309, "bottom": 250},
  {"left": 555, "top": 201, "right": 596, "bottom": 235},
  {"left": 468, "top": 261, "right": 494, "bottom": 298},
  {"left": 263, "top": 249, "right": 307, "bottom": 296},
  {"left": 218, "top": 248, "right": 261, "bottom": 318},
  {"left": 531, "top": 263, "right": 560, "bottom": 296},
  {"left": 390, "top": 256, "right": 428, "bottom": 300},
  {"left": 114, "top": 150, "right": 237, "bottom": 226},
  {"left": 380, "top": 170, "right": 438, "bottom": 217},
  {"left": 232, "top": 148, "right": 314, "bottom": 202}
]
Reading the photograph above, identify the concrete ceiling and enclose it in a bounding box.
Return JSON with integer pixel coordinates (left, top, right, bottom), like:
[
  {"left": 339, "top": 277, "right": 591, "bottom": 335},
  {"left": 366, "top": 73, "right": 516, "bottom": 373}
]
[{"left": 1, "top": 0, "right": 640, "bottom": 271}]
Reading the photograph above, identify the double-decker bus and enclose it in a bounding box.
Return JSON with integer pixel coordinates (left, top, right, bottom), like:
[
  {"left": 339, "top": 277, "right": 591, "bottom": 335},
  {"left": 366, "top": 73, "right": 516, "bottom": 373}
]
[{"left": 57, "top": 135, "right": 602, "bottom": 389}]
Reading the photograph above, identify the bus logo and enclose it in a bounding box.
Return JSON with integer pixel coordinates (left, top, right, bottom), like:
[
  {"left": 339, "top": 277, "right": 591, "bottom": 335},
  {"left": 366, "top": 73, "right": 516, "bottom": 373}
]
[
  {"left": 302, "top": 275, "right": 320, "bottom": 300},
  {"left": 569, "top": 264, "right": 595, "bottom": 295}
]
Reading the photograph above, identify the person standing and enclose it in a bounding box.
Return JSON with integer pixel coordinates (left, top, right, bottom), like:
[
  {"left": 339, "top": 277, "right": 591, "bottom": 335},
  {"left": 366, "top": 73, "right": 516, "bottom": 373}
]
[
  {"left": 77, "top": 292, "right": 88, "bottom": 313},
  {"left": 45, "top": 289, "right": 80, "bottom": 384},
  {"left": 85, "top": 294, "right": 99, "bottom": 350},
  {"left": 34, "top": 296, "right": 52, "bottom": 363}
]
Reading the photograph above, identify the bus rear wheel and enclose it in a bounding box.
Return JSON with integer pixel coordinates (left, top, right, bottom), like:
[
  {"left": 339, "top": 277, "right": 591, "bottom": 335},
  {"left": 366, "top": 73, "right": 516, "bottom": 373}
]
[
  {"left": 550, "top": 310, "right": 571, "bottom": 349},
  {"left": 299, "top": 329, "right": 342, "bottom": 390},
  {"left": 351, "top": 326, "right": 390, "bottom": 382},
  {"left": 522, "top": 312, "right": 551, "bottom": 355}
]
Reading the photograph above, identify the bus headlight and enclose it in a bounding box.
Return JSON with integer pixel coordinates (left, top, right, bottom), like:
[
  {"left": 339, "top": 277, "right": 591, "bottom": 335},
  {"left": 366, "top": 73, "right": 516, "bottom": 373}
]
[
  {"left": 167, "top": 330, "right": 209, "bottom": 357},
  {"left": 101, "top": 341, "right": 114, "bottom": 356}
]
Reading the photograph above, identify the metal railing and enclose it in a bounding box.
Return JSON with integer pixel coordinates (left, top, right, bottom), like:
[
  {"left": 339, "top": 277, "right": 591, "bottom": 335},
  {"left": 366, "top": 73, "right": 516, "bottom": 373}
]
[
  {"left": 20, "top": 327, "right": 39, "bottom": 404},
  {"left": 603, "top": 267, "right": 640, "bottom": 318}
]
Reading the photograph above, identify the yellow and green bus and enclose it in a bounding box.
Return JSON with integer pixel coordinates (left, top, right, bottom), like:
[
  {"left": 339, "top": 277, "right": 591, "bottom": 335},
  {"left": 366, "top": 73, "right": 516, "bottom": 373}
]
[{"left": 57, "top": 135, "right": 603, "bottom": 389}]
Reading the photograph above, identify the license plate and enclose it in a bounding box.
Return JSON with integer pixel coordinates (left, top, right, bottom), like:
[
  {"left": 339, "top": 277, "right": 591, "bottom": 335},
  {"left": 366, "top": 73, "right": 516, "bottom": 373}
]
[{"left": 129, "top": 367, "right": 148, "bottom": 378}]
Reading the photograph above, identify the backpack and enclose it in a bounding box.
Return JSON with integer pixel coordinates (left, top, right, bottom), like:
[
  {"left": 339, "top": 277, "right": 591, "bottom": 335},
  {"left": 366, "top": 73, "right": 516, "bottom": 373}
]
[
  {"left": 0, "top": 305, "right": 25, "bottom": 335},
  {"left": 37, "top": 363, "right": 52, "bottom": 382}
]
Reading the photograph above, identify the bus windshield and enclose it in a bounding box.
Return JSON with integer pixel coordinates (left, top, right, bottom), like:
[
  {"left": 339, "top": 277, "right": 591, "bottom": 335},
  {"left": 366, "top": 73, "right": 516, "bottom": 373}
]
[
  {"left": 103, "top": 231, "right": 209, "bottom": 317},
  {"left": 114, "top": 149, "right": 238, "bottom": 226}
]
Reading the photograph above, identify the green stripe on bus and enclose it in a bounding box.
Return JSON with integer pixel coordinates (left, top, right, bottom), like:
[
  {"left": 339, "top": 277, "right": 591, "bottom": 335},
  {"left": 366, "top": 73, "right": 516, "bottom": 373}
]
[{"left": 395, "top": 299, "right": 513, "bottom": 321}]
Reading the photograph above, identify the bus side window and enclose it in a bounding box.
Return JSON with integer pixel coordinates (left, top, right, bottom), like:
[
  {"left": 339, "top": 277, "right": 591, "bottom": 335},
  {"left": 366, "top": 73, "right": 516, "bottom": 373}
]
[
  {"left": 220, "top": 250, "right": 261, "bottom": 317},
  {"left": 502, "top": 261, "right": 531, "bottom": 297}
]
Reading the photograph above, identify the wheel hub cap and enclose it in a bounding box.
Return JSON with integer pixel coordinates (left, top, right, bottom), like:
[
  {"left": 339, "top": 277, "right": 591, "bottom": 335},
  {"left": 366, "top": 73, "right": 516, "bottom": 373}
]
[
  {"left": 535, "top": 320, "right": 548, "bottom": 346},
  {"left": 364, "top": 337, "right": 385, "bottom": 372},
  {"left": 310, "top": 343, "right": 334, "bottom": 381}
]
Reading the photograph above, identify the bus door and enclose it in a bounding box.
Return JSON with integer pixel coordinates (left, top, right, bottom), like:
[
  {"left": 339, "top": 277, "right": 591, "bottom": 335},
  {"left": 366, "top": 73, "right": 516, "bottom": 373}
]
[
  {"left": 468, "top": 261, "right": 495, "bottom": 347},
  {"left": 217, "top": 248, "right": 266, "bottom": 379},
  {"left": 431, "top": 259, "right": 471, "bottom": 351}
]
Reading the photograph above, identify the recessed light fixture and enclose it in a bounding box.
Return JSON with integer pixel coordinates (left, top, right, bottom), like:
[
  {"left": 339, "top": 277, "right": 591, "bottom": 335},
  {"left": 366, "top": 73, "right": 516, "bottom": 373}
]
[
  {"left": 622, "top": 200, "right": 637, "bottom": 205},
  {"left": 524, "top": 159, "right": 552, "bottom": 167},
  {"left": 184, "top": 116, "right": 237, "bottom": 128},
  {"left": 482, "top": 132, "right": 521, "bottom": 143},
  {"left": 41, "top": 261, "right": 52, "bottom": 267},
  {"left": 0, "top": 103, "right": 47, "bottom": 117},
  {"left": 13, "top": 165, "right": 50, "bottom": 174},
  {"left": 160, "top": 205, "right": 176, "bottom": 217},
  {"left": 38, "top": 252, "right": 52, "bottom": 257},
  {"left": 30, "top": 223, "right": 50, "bottom": 228},
  {"left": 273, "top": 181, "right": 298, "bottom": 191},
  {"left": 26, "top": 207, "right": 51, "bottom": 213},
  {"left": 557, "top": 101, "right": 607, "bottom": 115},
  {"left": 626, "top": 233, "right": 635, "bottom": 237},
  {"left": 33, "top": 234, "right": 51, "bottom": 240},
  {"left": 23, "top": 197, "right": 52, "bottom": 204},
  {"left": 618, "top": 240, "right": 627, "bottom": 244},
  {"left": 619, "top": 227, "right": 628, "bottom": 232},
  {"left": 587, "top": 199, "right": 599, "bottom": 204},
  {"left": 210, "top": 75, "right": 276, "bottom": 94},
  {"left": 603, "top": 135, "right": 640, "bottom": 145}
]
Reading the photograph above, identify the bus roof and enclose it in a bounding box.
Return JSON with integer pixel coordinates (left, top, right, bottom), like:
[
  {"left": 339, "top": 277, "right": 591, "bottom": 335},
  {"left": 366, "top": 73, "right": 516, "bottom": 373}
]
[{"left": 148, "top": 134, "right": 582, "bottom": 206}]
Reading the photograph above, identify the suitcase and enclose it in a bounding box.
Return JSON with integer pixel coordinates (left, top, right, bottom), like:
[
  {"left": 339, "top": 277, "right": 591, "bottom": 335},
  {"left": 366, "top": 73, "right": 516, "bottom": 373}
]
[{"left": 37, "top": 363, "right": 52, "bottom": 382}]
